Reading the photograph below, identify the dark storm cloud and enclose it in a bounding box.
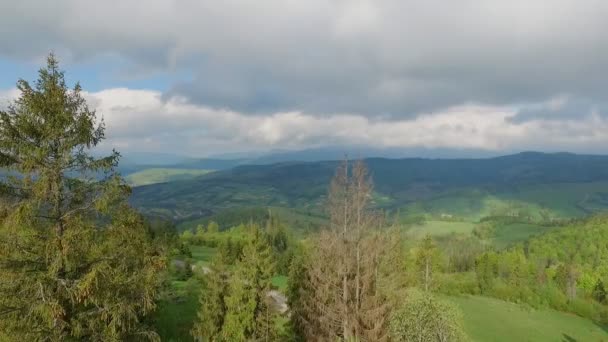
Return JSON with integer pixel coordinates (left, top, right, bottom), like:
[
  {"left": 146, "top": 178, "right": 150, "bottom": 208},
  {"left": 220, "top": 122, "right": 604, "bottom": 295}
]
[{"left": 2, "top": 0, "right": 608, "bottom": 120}]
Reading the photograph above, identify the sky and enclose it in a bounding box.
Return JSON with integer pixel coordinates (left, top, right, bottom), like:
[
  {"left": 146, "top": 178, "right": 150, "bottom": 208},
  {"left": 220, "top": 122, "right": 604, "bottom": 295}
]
[{"left": 2, "top": 0, "right": 608, "bottom": 157}]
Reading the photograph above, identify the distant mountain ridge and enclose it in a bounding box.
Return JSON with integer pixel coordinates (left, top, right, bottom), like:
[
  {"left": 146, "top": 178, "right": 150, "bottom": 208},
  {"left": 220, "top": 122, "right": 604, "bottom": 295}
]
[
  {"left": 116, "top": 146, "right": 511, "bottom": 174},
  {"left": 130, "top": 152, "right": 608, "bottom": 222}
]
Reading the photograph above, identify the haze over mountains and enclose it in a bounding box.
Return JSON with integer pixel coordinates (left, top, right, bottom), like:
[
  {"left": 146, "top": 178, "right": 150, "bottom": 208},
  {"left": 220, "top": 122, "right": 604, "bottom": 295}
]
[{"left": 117, "top": 146, "right": 517, "bottom": 172}]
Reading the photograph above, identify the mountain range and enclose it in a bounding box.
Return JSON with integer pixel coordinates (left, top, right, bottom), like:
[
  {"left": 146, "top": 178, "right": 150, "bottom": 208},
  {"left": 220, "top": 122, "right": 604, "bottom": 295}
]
[{"left": 129, "top": 152, "right": 608, "bottom": 226}]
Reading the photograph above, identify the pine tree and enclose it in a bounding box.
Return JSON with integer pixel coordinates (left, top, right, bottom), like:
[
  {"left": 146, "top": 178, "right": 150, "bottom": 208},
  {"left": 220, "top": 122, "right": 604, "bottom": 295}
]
[
  {"left": 286, "top": 246, "right": 308, "bottom": 341},
  {"left": 221, "top": 227, "right": 276, "bottom": 341},
  {"left": 0, "top": 54, "right": 164, "bottom": 341},
  {"left": 300, "top": 159, "right": 390, "bottom": 341},
  {"left": 191, "top": 258, "right": 229, "bottom": 341}
]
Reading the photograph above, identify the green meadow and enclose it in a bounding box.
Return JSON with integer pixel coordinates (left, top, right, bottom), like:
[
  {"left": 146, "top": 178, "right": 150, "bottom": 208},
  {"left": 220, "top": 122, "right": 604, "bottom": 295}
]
[
  {"left": 126, "top": 168, "right": 212, "bottom": 186},
  {"left": 448, "top": 295, "right": 608, "bottom": 342}
]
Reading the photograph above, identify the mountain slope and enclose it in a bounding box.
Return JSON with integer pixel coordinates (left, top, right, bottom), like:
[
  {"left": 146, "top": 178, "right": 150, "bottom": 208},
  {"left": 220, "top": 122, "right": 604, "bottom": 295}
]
[{"left": 130, "top": 152, "right": 608, "bottom": 221}]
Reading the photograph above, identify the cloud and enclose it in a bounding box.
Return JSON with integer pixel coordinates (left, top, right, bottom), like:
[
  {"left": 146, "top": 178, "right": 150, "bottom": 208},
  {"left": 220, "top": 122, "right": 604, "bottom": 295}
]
[
  {"left": 0, "top": 89, "right": 19, "bottom": 110},
  {"left": 4, "top": 86, "right": 608, "bottom": 155},
  {"left": 510, "top": 95, "right": 608, "bottom": 123},
  {"left": 78, "top": 88, "right": 608, "bottom": 155},
  {"left": 1, "top": 0, "right": 608, "bottom": 119}
]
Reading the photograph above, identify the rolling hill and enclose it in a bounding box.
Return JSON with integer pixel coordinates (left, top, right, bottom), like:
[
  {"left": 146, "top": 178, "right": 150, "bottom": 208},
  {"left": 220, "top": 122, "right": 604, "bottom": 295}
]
[{"left": 130, "top": 152, "right": 608, "bottom": 225}]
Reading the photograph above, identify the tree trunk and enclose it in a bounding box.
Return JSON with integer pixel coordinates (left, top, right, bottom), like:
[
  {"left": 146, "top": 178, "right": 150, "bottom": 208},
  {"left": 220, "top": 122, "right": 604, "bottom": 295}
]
[{"left": 425, "top": 260, "right": 430, "bottom": 292}]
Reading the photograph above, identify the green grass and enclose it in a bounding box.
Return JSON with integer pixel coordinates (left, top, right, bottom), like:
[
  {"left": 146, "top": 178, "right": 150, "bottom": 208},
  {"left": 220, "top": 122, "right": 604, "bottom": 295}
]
[
  {"left": 153, "top": 279, "right": 200, "bottom": 342},
  {"left": 407, "top": 220, "right": 476, "bottom": 237},
  {"left": 126, "top": 168, "right": 212, "bottom": 186},
  {"left": 448, "top": 295, "right": 608, "bottom": 342},
  {"left": 271, "top": 275, "right": 288, "bottom": 292},
  {"left": 189, "top": 245, "right": 217, "bottom": 267}
]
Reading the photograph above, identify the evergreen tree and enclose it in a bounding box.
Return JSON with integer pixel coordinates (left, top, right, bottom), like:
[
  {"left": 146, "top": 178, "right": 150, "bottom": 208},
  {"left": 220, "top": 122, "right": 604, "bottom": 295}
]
[
  {"left": 300, "top": 160, "right": 390, "bottom": 341},
  {"left": 593, "top": 279, "right": 607, "bottom": 304},
  {"left": 221, "top": 227, "right": 276, "bottom": 341},
  {"left": 265, "top": 211, "right": 292, "bottom": 274},
  {"left": 0, "top": 54, "right": 164, "bottom": 340},
  {"left": 285, "top": 246, "right": 308, "bottom": 341},
  {"left": 191, "top": 258, "right": 229, "bottom": 342}
]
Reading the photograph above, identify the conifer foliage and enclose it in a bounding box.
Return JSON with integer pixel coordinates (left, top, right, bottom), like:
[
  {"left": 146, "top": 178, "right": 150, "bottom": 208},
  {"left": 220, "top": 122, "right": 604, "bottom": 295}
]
[
  {"left": 0, "top": 55, "right": 164, "bottom": 341},
  {"left": 299, "top": 159, "right": 390, "bottom": 341},
  {"left": 191, "top": 225, "right": 278, "bottom": 341}
]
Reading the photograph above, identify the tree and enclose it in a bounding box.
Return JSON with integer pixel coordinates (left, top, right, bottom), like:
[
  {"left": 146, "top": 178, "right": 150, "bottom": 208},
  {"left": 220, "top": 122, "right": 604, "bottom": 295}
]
[
  {"left": 555, "top": 262, "right": 579, "bottom": 300},
  {"left": 191, "top": 258, "right": 229, "bottom": 341},
  {"left": 475, "top": 252, "right": 498, "bottom": 293},
  {"left": 182, "top": 229, "right": 195, "bottom": 243},
  {"left": 207, "top": 221, "right": 219, "bottom": 234},
  {"left": 265, "top": 211, "right": 293, "bottom": 274},
  {"left": 299, "top": 159, "right": 390, "bottom": 341},
  {"left": 195, "top": 224, "right": 206, "bottom": 244},
  {"left": 593, "top": 279, "right": 607, "bottom": 304},
  {"left": 416, "top": 234, "right": 441, "bottom": 292},
  {"left": 221, "top": 227, "right": 276, "bottom": 341},
  {"left": 285, "top": 245, "right": 309, "bottom": 341},
  {"left": 390, "top": 291, "right": 467, "bottom": 342},
  {"left": 0, "top": 54, "right": 164, "bottom": 340}
]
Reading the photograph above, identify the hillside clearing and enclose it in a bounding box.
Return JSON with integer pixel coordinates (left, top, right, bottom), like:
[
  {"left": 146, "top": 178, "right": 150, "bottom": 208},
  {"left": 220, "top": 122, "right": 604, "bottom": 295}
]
[
  {"left": 448, "top": 295, "right": 608, "bottom": 342},
  {"left": 126, "top": 168, "right": 213, "bottom": 186}
]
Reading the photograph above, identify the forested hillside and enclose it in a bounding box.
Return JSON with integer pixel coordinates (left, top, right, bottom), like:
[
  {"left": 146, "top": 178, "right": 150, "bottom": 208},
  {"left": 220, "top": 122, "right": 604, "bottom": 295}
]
[{"left": 131, "top": 153, "right": 608, "bottom": 226}]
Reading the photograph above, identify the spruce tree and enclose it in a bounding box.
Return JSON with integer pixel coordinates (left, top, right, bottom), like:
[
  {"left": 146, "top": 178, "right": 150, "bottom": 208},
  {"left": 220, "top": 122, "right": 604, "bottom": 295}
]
[
  {"left": 300, "top": 160, "right": 390, "bottom": 341},
  {"left": 221, "top": 227, "right": 276, "bottom": 341},
  {"left": 286, "top": 247, "right": 308, "bottom": 341},
  {"left": 191, "top": 257, "right": 228, "bottom": 341},
  {"left": 0, "top": 54, "right": 164, "bottom": 341}
]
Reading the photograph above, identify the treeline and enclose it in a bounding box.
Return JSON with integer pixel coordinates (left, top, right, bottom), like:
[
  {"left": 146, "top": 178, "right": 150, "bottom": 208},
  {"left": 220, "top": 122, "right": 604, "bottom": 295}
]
[
  {"left": 180, "top": 214, "right": 296, "bottom": 275},
  {"left": 473, "top": 216, "right": 608, "bottom": 322},
  {"left": 181, "top": 160, "right": 469, "bottom": 341}
]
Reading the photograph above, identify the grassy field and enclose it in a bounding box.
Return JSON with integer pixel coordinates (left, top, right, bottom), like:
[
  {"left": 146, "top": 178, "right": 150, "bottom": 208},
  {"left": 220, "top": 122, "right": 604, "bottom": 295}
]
[
  {"left": 126, "top": 168, "right": 212, "bottom": 186},
  {"left": 153, "top": 245, "right": 215, "bottom": 341},
  {"left": 189, "top": 245, "right": 217, "bottom": 268},
  {"left": 448, "top": 295, "right": 608, "bottom": 342}
]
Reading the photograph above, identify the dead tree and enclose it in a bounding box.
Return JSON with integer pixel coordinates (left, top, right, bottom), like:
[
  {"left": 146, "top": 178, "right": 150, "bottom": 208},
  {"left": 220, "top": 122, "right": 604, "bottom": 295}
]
[{"left": 300, "top": 159, "right": 390, "bottom": 341}]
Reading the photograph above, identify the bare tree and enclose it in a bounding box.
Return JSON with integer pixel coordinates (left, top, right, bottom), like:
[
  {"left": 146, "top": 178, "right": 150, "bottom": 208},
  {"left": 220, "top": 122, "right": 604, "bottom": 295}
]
[{"left": 299, "top": 159, "right": 390, "bottom": 341}]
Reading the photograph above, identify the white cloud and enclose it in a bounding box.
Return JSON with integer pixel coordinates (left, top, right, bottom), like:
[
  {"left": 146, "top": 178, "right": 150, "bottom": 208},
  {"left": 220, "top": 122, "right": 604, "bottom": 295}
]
[
  {"left": 79, "top": 88, "right": 608, "bottom": 155},
  {"left": 3, "top": 86, "right": 608, "bottom": 155}
]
